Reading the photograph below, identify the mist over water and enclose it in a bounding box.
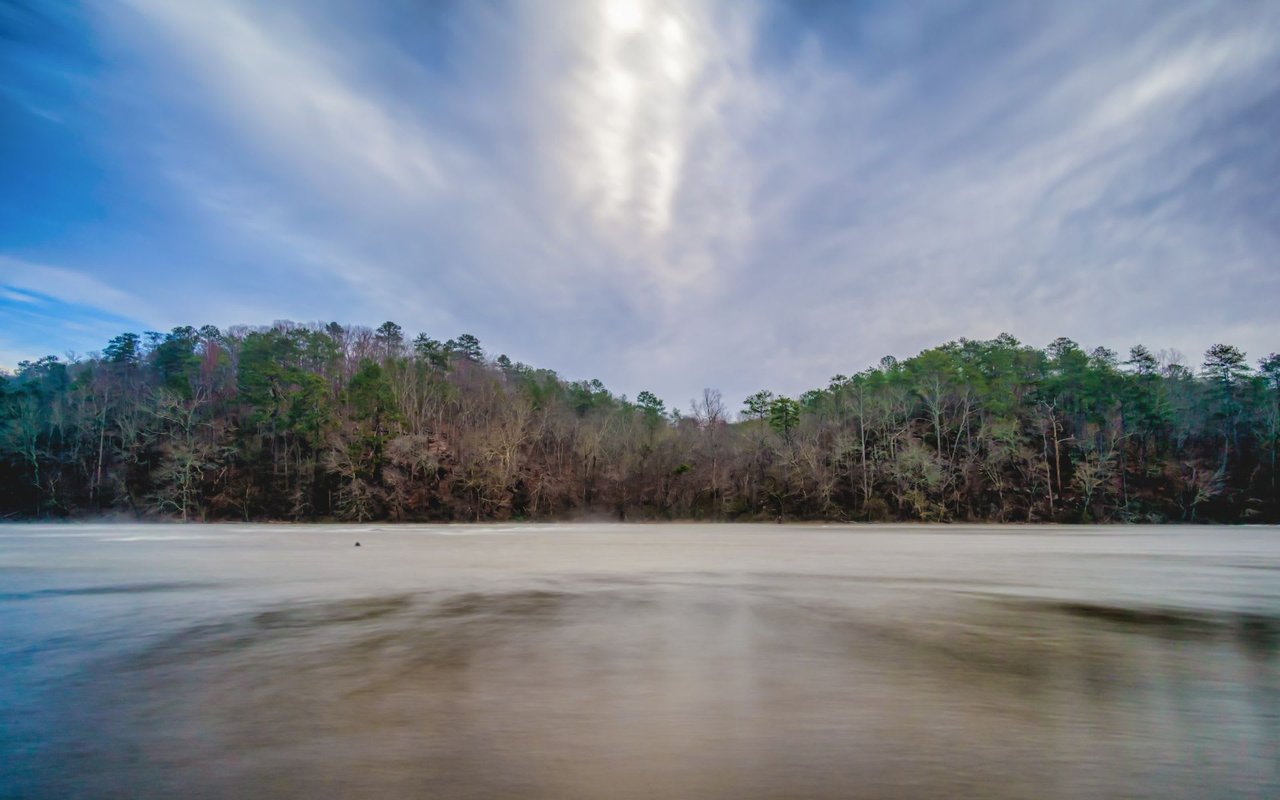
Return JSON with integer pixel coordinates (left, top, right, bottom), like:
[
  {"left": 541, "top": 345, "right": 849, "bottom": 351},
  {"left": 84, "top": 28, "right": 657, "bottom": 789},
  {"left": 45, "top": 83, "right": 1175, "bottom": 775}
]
[{"left": 2, "top": 524, "right": 1278, "bottom": 799}]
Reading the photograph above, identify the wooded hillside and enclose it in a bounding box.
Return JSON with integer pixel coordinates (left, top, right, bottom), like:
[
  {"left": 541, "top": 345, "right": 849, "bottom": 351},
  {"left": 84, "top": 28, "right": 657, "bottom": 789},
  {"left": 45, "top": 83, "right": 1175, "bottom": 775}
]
[{"left": 2, "top": 323, "right": 1276, "bottom": 523}]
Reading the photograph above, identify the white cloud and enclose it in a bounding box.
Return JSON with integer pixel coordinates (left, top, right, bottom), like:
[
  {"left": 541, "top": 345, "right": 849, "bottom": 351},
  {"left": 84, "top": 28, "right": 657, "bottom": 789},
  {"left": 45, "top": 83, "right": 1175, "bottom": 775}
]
[
  {"left": 0, "top": 257, "right": 149, "bottom": 321},
  {"left": 120, "top": 0, "right": 446, "bottom": 202},
  {"left": 1, "top": 287, "right": 44, "bottom": 305},
  {"left": 58, "top": 0, "right": 1280, "bottom": 405}
]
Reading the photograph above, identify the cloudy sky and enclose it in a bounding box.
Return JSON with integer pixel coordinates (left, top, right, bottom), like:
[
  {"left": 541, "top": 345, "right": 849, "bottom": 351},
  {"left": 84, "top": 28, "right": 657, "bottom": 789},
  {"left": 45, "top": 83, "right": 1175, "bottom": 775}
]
[{"left": 2, "top": 0, "right": 1278, "bottom": 407}]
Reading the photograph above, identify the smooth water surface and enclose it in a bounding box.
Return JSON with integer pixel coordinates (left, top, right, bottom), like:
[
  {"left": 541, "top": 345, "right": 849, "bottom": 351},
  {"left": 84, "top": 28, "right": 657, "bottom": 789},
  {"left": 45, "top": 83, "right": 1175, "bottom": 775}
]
[{"left": 2, "top": 523, "right": 1278, "bottom": 799}]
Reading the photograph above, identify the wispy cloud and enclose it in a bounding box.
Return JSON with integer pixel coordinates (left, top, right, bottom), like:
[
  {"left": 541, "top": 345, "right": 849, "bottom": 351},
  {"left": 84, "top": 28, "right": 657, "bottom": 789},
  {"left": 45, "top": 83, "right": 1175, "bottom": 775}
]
[
  {"left": 4, "top": 0, "right": 1277, "bottom": 403},
  {"left": 1, "top": 288, "right": 44, "bottom": 305},
  {"left": 1, "top": 257, "right": 150, "bottom": 321},
  {"left": 0, "top": 262, "right": 146, "bottom": 368}
]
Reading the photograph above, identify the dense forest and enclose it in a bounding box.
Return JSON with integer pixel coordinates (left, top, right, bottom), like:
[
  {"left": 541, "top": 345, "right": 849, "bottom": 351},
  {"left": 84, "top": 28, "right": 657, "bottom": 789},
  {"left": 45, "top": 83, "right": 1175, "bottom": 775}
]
[{"left": 1, "top": 322, "right": 1277, "bottom": 523}]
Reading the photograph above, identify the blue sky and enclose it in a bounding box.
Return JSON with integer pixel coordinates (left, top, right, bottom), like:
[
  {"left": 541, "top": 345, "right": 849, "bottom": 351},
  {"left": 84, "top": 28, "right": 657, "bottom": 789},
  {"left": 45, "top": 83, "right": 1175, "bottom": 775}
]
[{"left": 2, "top": 0, "right": 1278, "bottom": 407}]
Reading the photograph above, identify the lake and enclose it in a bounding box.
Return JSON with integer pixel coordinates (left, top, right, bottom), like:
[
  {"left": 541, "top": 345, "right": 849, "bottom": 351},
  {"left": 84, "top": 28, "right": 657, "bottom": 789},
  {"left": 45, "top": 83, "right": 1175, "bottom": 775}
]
[{"left": 2, "top": 523, "right": 1278, "bottom": 799}]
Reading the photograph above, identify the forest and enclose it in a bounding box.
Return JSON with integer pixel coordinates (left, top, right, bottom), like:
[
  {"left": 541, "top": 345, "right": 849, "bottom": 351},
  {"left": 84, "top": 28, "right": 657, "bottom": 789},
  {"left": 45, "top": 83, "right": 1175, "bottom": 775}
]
[{"left": 1, "top": 321, "right": 1277, "bottom": 523}]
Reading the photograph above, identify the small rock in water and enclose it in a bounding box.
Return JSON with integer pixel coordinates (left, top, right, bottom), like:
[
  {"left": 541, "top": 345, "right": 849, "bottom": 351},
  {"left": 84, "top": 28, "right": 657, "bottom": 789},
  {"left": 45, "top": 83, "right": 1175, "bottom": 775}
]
[{"left": 354, "top": 542, "right": 361, "bottom": 547}]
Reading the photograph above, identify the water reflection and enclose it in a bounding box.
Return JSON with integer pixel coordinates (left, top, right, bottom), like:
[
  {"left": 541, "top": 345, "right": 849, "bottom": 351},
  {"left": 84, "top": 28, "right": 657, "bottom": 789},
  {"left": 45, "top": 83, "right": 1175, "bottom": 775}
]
[{"left": 2, "top": 524, "right": 1278, "bottom": 799}]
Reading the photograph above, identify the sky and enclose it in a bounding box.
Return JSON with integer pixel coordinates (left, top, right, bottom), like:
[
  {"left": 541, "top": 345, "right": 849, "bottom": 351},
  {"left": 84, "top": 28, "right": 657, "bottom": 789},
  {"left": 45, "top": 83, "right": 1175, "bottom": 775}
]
[{"left": 2, "top": 0, "right": 1278, "bottom": 409}]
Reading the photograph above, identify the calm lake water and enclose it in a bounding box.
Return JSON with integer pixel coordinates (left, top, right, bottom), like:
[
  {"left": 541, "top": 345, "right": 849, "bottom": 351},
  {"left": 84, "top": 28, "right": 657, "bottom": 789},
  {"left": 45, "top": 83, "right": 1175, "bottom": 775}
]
[{"left": 2, "top": 523, "right": 1278, "bottom": 799}]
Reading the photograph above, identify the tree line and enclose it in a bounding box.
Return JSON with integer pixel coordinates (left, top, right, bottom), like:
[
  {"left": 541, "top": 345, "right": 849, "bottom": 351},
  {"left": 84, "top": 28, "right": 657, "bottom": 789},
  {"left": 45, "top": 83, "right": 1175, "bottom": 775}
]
[{"left": 2, "top": 322, "right": 1277, "bottom": 523}]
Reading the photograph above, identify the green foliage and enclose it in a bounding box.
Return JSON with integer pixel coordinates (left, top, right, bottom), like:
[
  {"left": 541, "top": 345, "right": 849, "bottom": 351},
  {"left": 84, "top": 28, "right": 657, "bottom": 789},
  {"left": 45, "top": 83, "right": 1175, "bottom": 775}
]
[
  {"left": 568, "top": 378, "right": 613, "bottom": 416},
  {"left": 348, "top": 360, "right": 394, "bottom": 422},
  {"left": 237, "top": 330, "right": 301, "bottom": 419},
  {"left": 767, "top": 397, "right": 800, "bottom": 439},
  {"left": 15, "top": 356, "right": 68, "bottom": 391},
  {"left": 1127, "top": 345, "right": 1158, "bottom": 376},
  {"left": 447, "top": 334, "right": 484, "bottom": 363},
  {"left": 635, "top": 390, "right": 666, "bottom": 420},
  {"left": 413, "top": 334, "right": 449, "bottom": 370},
  {"left": 799, "top": 389, "right": 825, "bottom": 411},
  {"left": 375, "top": 321, "right": 404, "bottom": 354},
  {"left": 104, "top": 332, "right": 141, "bottom": 365},
  {"left": 1203, "top": 343, "right": 1250, "bottom": 385},
  {"left": 742, "top": 390, "right": 774, "bottom": 420},
  {"left": 151, "top": 327, "right": 200, "bottom": 397},
  {"left": 1259, "top": 353, "right": 1280, "bottom": 390}
]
